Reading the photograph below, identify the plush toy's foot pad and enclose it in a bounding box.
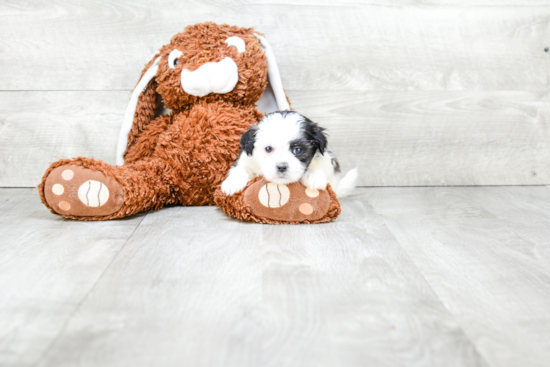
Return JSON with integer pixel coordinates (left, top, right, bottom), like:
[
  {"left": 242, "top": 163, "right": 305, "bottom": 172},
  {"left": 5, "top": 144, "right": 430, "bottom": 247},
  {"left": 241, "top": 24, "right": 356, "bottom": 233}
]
[
  {"left": 43, "top": 165, "right": 124, "bottom": 217},
  {"left": 215, "top": 177, "right": 341, "bottom": 224},
  {"left": 244, "top": 179, "right": 331, "bottom": 222}
]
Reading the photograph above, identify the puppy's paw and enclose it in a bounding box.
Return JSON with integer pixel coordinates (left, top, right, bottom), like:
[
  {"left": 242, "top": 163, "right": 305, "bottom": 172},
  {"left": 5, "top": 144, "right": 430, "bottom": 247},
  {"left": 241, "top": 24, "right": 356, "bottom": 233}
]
[
  {"left": 301, "top": 170, "right": 328, "bottom": 191},
  {"left": 221, "top": 170, "right": 250, "bottom": 196}
]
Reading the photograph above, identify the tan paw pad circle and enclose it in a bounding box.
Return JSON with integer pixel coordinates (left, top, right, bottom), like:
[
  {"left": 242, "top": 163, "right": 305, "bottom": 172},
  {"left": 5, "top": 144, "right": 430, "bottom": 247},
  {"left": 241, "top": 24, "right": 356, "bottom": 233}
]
[
  {"left": 58, "top": 201, "right": 71, "bottom": 211},
  {"left": 305, "top": 188, "right": 319, "bottom": 198},
  {"left": 78, "top": 180, "right": 110, "bottom": 207},
  {"left": 52, "top": 184, "right": 64, "bottom": 195},
  {"left": 299, "top": 203, "right": 314, "bottom": 215},
  {"left": 61, "top": 169, "right": 74, "bottom": 180},
  {"left": 258, "top": 183, "right": 290, "bottom": 208}
]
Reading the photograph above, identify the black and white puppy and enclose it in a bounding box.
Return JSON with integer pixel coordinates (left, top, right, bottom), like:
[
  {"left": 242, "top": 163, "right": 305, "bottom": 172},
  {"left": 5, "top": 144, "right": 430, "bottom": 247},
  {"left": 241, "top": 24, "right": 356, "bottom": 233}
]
[{"left": 221, "top": 111, "right": 357, "bottom": 196}]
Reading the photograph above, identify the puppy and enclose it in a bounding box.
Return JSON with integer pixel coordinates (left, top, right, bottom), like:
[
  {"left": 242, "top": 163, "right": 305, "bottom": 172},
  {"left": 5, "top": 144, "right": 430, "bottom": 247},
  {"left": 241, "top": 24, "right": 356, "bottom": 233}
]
[{"left": 221, "top": 111, "right": 358, "bottom": 197}]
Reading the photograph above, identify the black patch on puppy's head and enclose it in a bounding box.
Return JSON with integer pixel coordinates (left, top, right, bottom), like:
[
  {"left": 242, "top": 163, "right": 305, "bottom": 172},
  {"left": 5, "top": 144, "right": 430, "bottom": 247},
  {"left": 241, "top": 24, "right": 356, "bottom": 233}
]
[
  {"left": 289, "top": 138, "right": 317, "bottom": 167},
  {"left": 240, "top": 125, "right": 258, "bottom": 156},
  {"left": 288, "top": 113, "right": 329, "bottom": 168},
  {"left": 301, "top": 116, "right": 327, "bottom": 154}
]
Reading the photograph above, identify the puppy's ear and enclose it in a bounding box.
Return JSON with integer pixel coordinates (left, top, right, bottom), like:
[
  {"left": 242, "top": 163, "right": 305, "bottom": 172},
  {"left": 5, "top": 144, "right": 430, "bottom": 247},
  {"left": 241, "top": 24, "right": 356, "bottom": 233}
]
[
  {"left": 240, "top": 126, "right": 258, "bottom": 156},
  {"left": 305, "top": 118, "right": 327, "bottom": 154}
]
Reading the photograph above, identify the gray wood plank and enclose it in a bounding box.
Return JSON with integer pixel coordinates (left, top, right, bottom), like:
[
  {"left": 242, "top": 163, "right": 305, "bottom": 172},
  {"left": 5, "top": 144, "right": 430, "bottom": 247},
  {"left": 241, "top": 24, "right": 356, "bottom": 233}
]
[
  {"left": 366, "top": 186, "right": 550, "bottom": 367},
  {"left": 258, "top": 199, "right": 487, "bottom": 367},
  {"left": 37, "top": 197, "right": 487, "bottom": 367},
  {"left": 37, "top": 206, "right": 265, "bottom": 367},
  {"left": 311, "top": 90, "right": 550, "bottom": 186},
  {"left": 1, "top": 1, "right": 549, "bottom": 91},
  {"left": 461, "top": 187, "right": 550, "bottom": 253},
  {"left": 2, "top": 90, "right": 548, "bottom": 187},
  {"left": 235, "top": 0, "right": 550, "bottom": 4},
  {"left": 0, "top": 188, "right": 26, "bottom": 208},
  {"left": 0, "top": 91, "right": 127, "bottom": 187},
  {"left": 0, "top": 189, "right": 145, "bottom": 367}
]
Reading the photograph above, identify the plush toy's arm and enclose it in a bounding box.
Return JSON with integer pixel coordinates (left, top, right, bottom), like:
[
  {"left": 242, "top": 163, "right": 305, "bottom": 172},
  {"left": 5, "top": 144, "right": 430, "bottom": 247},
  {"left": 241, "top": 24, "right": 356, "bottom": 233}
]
[{"left": 123, "top": 114, "right": 172, "bottom": 164}]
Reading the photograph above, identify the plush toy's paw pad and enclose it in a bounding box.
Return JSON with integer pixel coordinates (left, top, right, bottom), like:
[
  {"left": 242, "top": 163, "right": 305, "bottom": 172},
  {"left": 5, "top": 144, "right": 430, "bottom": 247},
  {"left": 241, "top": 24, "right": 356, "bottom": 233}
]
[
  {"left": 243, "top": 179, "right": 331, "bottom": 222},
  {"left": 43, "top": 165, "right": 124, "bottom": 217}
]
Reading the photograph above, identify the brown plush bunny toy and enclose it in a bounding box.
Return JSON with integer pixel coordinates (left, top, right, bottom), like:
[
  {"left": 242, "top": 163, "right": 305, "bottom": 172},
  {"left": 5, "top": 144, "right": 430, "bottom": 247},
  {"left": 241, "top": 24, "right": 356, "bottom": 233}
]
[{"left": 39, "top": 22, "right": 340, "bottom": 223}]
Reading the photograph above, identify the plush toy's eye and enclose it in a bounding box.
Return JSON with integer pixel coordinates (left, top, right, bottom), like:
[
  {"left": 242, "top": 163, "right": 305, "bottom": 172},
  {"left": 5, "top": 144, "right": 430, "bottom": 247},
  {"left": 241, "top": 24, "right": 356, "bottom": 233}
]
[
  {"left": 225, "top": 36, "right": 246, "bottom": 53},
  {"left": 265, "top": 146, "right": 273, "bottom": 153},
  {"left": 292, "top": 147, "right": 302, "bottom": 155},
  {"left": 168, "top": 49, "right": 183, "bottom": 69}
]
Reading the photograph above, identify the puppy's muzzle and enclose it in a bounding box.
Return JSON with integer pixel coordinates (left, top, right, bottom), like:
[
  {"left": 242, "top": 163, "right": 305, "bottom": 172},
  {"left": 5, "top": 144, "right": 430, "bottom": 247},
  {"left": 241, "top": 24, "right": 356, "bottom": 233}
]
[{"left": 180, "top": 57, "right": 239, "bottom": 97}]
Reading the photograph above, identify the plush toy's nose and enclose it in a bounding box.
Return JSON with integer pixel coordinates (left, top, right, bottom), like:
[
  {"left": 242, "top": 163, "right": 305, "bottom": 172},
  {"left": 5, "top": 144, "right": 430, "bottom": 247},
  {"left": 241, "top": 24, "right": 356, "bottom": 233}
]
[
  {"left": 276, "top": 163, "right": 288, "bottom": 173},
  {"left": 180, "top": 57, "right": 239, "bottom": 97}
]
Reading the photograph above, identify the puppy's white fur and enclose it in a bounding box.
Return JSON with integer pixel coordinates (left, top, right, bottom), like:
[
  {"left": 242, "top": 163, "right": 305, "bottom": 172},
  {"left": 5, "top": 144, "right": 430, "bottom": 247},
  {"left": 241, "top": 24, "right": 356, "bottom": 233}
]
[{"left": 221, "top": 112, "right": 357, "bottom": 196}]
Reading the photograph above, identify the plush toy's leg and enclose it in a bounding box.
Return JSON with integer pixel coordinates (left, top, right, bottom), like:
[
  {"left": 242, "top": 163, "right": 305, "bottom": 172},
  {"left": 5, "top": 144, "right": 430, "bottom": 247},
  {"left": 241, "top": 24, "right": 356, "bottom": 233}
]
[
  {"left": 214, "top": 177, "right": 341, "bottom": 224},
  {"left": 40, "top": 102, "right": 261, "bottom": 220},
  {"left": 39, "top": 156, "right": 177, "bottom": 221}
]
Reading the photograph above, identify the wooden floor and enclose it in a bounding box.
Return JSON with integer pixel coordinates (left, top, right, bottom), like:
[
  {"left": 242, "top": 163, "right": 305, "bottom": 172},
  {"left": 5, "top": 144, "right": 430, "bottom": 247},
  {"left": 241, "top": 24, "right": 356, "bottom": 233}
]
[{"left": 1, "top": 186, "right": 549, "bottom": 367}]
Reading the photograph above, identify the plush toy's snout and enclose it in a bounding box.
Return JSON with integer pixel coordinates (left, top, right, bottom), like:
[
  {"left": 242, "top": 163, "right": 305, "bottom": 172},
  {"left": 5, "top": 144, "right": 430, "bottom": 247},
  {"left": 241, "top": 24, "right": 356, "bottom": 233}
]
[{"left": 180, "top": 57, "right": 239, "bottom": 97}]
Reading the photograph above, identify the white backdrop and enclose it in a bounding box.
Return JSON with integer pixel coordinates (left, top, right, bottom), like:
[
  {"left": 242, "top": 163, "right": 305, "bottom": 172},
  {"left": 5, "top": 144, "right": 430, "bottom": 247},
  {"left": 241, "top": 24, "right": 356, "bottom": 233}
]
[{"left": 1, "top": 0, "right": 549, "bottom": 186}]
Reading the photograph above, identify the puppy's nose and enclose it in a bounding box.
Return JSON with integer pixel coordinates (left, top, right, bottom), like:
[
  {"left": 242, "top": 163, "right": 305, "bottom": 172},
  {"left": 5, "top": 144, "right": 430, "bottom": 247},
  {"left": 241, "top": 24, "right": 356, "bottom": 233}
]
[{"left": 276, "top": 163, "right": 288, "bottom": 173}]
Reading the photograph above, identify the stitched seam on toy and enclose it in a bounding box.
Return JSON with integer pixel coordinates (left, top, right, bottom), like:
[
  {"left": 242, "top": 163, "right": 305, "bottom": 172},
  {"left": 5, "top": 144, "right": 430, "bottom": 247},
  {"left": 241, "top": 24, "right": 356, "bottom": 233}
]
[
  {"left": 86, "top": 181, "right": 91, "bottom": 206},
  {"left": 97, "top": 183, "right": 102, "bottom": 207},
  {"left": 276, "top": 184, "right": 281, "bottom": 206}
]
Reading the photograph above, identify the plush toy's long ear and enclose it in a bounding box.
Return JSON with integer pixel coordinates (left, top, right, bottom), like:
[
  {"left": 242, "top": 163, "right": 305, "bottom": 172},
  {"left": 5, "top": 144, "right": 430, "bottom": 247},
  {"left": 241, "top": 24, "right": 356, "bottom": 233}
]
[
  {"left": 116, "top": 57, "right": 161, "bottom": 166},
  {"left": 255, "top": 35, "right": 291, "bottom": 114}
]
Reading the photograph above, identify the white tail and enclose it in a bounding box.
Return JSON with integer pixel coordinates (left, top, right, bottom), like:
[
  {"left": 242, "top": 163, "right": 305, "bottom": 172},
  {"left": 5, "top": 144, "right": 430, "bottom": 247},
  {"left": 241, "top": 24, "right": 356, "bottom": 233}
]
[{"left": 335, "top": 168, "right": 358, "bottom": 197}]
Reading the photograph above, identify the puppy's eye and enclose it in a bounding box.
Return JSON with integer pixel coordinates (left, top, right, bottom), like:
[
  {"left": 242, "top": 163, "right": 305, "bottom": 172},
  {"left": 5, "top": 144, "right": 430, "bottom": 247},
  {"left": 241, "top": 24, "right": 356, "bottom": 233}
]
[
  {"left": 292, "top": 147, "right": 302, "bottom": 155},
  {"left": 225, "top": 36, "right": 246, "bottom": 53},
  {"left": 168, "top": 49, "right": 183, "bottom": 69},
  {"left": 265, "top": 146, "right": 273, "bottom": 153}
]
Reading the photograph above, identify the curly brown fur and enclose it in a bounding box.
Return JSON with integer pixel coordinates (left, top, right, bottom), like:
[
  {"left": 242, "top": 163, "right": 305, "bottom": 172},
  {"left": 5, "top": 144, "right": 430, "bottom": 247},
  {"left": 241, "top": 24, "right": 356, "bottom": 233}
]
[
  {"left": 124, "top": 114, "right": 173, "bottom": 164},
  {"left": 154, "top": 101, "right": 264, "bottom": 207},
  {"left": 39, "top": 22, "right": 289, "bottom": 221},
  {"left": 39, "top": 156, "right": 176, "bottom": 220},
  {"left": 156, "top": 23, "right": 267, "bottom": 110}
]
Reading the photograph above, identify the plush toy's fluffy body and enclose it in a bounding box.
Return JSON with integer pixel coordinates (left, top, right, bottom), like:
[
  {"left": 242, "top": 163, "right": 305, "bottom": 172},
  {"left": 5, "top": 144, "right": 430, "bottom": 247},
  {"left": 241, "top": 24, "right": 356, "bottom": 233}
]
[{"left": 39, "top": 22, "right": 341, "bottom": 224}]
